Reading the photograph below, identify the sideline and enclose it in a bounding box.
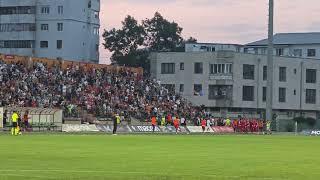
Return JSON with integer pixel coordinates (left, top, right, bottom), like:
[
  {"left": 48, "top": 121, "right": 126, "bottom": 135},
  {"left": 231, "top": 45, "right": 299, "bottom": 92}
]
[{"left": 0, "top": 169, "right": 274, "bottom": 180}]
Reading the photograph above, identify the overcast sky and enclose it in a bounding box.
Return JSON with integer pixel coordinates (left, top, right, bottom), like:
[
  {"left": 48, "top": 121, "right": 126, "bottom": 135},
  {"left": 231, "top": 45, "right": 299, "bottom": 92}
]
[{"left": 99, "top": 0, "right": 320, "bottom": 64}]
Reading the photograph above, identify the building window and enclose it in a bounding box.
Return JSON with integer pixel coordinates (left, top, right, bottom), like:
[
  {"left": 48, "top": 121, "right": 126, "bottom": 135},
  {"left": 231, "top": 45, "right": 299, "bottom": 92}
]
[
  {"left": 57, "top": 23, "right": 63, "bottom": 31},
  {"left": 0, "top": 23, "right": 36, "bottom": 32},
  {"left": 194, "top": 84, "right": 203, "bottom": 96},
  {"left": 88, "top": 1, "right": 92, "bottom": 8},
  {"left": 261, "top": 48, "right": 267, "bottom": 55},
  {"left": 263, "top": 66, "right": 267, "bottom": 81},
  {"left": 209, "top": 85, "right": 232, "bottom": 100},
  {"left": 0, "top": 6, "right": 36, "bottom": 15},
  {"left": 293, "top": 49, "right": 302, "bottom": 57},
  {"left": 57, "top": 40, "right": 62, "bottom": 49},
  {"left": 94, "top": 11, "right": 99, "bottom": 19},
  {"left": 253, "top": 48, "right": 258, "bottom": 54},
  {"left": 262, "top": 87, "right": 266, "bottom": 102},
  {"left": 161, "top": 63, "right": 175, "bottom": 74},
  {"left": 294, "top": 89, "right": 296, "bottom": 95},
  {"left": 276, "top": 48, "right": 284, "bottom": 56},
  {"left": 279, "top": 67, "right": 286, "bottom": 82},
  {"left": 40, "top": 24, "right": 49, "bottom": 31},
  {"left": 0, "top": 40, "right": 34, "bottom": 48},
  {"left": 243, "top": 64, "right": 255, "bottom": 80},
  {"left": 306, "top": 69, "right": 316, "bottom": 83},
  {"left": 93, "top": 27, "right": 99, "bottom": 35},
  {"left": 40, "top": 41, "right": 48, "bottom": 48},
  {"left": 194, "top": 62, "right": 203, "bottom": 74},
  {"left": 306, "top": 89, "right": 316, "bottom": 104},
  {"left": 179, "top": 84, "right": 184, "bottom": 93},
  {"left": 41, "top": 6, "right": 50, "bottom": 14},
  {"left": 279, "top": 88, "right": 286, "bottom": 103},
  {"left": 307, "top": 49, "right": 316, "bottom": 57},
  {"left": 180, "top": 63, "right": 184, "bottom": 70},
  {"left": 242, "top": 86, "right": 254, "bottom": 101},
  {"left": 294, "top": 68, "right": 297, "bottom": 74},
  {"left": 210, "top": 64, "right": 232, "bottom": 74},
  {"left": 58, "top": 6, "right": 63, "bottom": 14},
  {"left": 200, "top": 46, "right": 206, "bottom": 50}
]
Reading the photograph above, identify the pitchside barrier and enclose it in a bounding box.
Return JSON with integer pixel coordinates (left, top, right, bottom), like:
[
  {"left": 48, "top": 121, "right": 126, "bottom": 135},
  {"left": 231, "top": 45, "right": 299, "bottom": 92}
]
[
  {"left": 62, "top": 124, "right": 234, "bottom": 134},
  {"left": 0, "top": 107, "right": 63, "bottom": 131},
  {"left": 301, "top": 130, "right": 320, "bottom": 136}
]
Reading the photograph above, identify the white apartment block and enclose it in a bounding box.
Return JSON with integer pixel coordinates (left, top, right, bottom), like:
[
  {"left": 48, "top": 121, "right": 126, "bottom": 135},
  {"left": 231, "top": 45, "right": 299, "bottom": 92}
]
[
  {"left": 150, "top": 51, "right": 320, "bottom": 119},
  {"left": 0, "top": 0, "right": 100, "bottom": 63}
]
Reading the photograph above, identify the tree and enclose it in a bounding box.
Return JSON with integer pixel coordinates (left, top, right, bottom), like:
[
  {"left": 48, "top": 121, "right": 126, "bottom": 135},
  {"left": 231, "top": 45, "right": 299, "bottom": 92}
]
[
  {"left": 102, "top": 12, "right": 195, "bottom": 73},
  {"left": 143, "top": 12, "right": 183, "bottom": 52},
  {"left": 185, "top": 37, "right": 197, "bottom": 43},
  {"left": 102, "top": 15, "right": 145, "bottom": 64}
]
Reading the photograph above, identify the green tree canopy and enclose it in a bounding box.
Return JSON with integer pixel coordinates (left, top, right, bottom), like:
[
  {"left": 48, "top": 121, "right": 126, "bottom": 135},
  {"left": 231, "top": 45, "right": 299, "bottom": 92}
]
[
  {"left": 143, "top": 12, "right": 183, "bottom": 52},
  {"left": 102, "top": 12, "right": 195, "bottom": 73}
]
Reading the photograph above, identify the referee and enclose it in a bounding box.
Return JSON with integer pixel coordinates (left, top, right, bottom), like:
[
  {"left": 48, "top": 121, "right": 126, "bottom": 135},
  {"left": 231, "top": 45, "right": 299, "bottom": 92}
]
[{"left": 11, "top": 111, "right": 19, "bottom": 136}]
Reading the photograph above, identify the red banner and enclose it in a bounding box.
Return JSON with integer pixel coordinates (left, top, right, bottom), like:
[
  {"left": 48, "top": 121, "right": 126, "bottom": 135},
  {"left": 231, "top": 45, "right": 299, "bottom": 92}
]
[{"left": 212, "top": 126, "right": 235, "bottom": 133}]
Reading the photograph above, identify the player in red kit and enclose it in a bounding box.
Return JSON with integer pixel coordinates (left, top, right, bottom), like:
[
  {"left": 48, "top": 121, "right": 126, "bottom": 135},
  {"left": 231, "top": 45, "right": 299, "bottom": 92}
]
[
  {"left": 173, "top": 117, "right": 180, "bottom": 134},
  {"left": 232, "top": 119, "right": 238, "bottom": 132},
  {"left": 201, "top": 119, "right": 206, "bottom": 133}
]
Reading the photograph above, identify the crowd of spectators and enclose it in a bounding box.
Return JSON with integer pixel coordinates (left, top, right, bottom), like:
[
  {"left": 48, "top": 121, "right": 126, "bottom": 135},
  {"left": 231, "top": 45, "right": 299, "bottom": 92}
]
[{"left": 0, "top": 60, "right": 199, "bottom": 122}]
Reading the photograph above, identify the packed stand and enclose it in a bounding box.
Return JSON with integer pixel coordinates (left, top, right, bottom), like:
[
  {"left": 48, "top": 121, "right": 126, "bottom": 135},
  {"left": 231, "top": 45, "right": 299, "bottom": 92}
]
[{"left": 0, "top": 60, "right": 197, "bottom": 122}]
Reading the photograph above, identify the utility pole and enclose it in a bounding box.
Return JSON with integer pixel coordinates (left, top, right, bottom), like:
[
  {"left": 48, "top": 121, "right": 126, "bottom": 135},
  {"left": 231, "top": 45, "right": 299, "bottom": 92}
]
[{"left": 266, "top": 0, "right": 274, "bottom": 122}]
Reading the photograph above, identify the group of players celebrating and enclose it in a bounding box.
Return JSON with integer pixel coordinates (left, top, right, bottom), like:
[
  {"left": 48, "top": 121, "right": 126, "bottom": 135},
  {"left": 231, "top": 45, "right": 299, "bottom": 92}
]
[
  {"left": 149, "top": 114, "right": 272, "bottom": 134},
  {"left": 199, "top": 118, "right": 272, "bottom": 134},
  {"left": 231, "top": 119, "right": 272, "bottom": 134}
]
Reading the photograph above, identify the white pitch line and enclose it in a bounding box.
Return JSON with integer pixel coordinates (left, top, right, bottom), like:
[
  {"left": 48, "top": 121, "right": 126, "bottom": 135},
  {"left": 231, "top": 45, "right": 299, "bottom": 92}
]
[
  {"left": 0, "top": 169, "right": 275, "bottom": 180},
  {"left": 0, "top": 173, "right": 58, "bottom": 179}
]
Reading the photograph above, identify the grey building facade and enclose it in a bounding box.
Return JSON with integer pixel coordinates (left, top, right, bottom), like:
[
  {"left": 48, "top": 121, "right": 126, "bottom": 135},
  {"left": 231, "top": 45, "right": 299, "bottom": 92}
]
[
  {"left": 150, "top": 51, "right": 320, "bottom": 119},
  {"left": 0, "top": 0, "right": 100, "bottom": 63}
]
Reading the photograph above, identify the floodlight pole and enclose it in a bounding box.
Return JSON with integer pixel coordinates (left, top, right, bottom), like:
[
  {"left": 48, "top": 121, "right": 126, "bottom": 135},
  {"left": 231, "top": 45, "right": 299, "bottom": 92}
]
[{"left": 266, "top": 0, "right": 274, "bottom": 123}]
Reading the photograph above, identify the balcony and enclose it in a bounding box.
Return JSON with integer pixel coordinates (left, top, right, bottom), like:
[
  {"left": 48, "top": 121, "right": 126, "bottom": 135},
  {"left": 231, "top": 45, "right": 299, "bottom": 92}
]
[{"left": 209, "top": 73, "right": 233, "bottom": 80}]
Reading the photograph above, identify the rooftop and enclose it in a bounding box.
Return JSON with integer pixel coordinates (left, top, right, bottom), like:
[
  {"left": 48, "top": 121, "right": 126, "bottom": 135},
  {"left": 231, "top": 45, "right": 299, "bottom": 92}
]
[
  {"left": 246, "top": 32, "right": 320, "bottom": 46},
  {"left": 186, "top": 42, "right": 243, "bottom": 46}
]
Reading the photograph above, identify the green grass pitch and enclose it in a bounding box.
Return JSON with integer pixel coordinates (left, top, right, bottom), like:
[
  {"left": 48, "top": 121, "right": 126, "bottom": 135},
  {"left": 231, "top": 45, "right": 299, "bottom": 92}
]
[{"left": 0, "top": 134, "right": 319, "bottom": 180}]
